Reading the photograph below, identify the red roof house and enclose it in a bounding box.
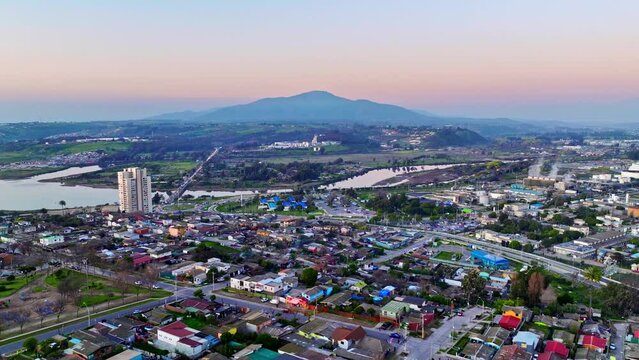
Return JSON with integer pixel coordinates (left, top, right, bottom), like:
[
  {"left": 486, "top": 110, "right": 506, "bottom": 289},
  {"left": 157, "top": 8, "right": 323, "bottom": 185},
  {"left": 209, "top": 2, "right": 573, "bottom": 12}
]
[
  {"left": 160, "top": 321, "right": 194, "bottom": 338},
  {"left": 544, "top": 340, "right": 569, "bottom": 358},
  {"left": 499, "top": 315, "right": 521, "bottom": 331},
  {"left": 538, "top": 352, "right": 564, "bottom": 360},
  {"left": 578, "top": 335, "right": 607, "bottom": 351}
]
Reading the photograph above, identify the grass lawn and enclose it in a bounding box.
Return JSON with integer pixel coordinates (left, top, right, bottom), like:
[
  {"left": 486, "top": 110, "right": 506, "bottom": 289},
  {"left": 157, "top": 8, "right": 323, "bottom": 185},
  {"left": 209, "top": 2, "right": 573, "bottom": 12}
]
[
  {"left": 45, "top": 269, "right": 171, "bottom": 307},
  {"left": 79, "top": 294, "right": 122, "bottom": 307},
  {"left": 434, "top": 251, "right": 462, "bottom": 261},
  {"left": 0, "top": 276, "right": 38, "bottom": 298},
  {"left": 547, "top": 273, "right": 592, "bottom": 306},
  {"left": 447, "top": 335, "right": 470, "bottom": 355},
  {"left": 182, "top": 316, "right": 208, "bottom": 330},
  {"left": 522, "top": 322, "right": 552, "bottom": 339},
  {"left": 201, "top": 241, "right": 240, "bottom": 255}
]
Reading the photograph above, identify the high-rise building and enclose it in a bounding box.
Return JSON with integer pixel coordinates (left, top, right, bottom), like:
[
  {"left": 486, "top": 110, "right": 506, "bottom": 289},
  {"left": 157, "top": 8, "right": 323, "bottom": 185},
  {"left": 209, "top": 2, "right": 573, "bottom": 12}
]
[{"left": 117, "top": 167, "right": 152, "bottom": 213}]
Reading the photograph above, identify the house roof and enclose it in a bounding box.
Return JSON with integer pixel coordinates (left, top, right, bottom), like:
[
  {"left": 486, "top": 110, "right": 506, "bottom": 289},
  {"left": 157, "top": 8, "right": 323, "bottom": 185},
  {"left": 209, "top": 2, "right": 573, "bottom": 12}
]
[
  {"left": 160, "top": 321, "right": 194, "bottom": 338},
  {"left": 331, "top": 326, "right": 366, "bottom": 342},
  {"left": 538, "top": 352, "right": 564, "bottom": 360},
  {"left": 499, "top": 315, "right": 521, "bottom": 330},
  {"left": 579, "top": 335, "right": 607, "bottom": 349},
  {"left": 178, "top": 337, "right": 201, "bottom": 348},
  {"left": 545, "top": 340, "right": 569, "bottom": 358},
  {"left": 493, "top": 345, "right": 532, "bottom": 360}
]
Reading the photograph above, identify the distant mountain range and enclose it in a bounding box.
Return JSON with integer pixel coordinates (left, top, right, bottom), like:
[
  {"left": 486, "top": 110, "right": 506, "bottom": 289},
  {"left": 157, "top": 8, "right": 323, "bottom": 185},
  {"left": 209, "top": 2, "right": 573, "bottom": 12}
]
[{"left": 148, "top": 90, "right": 549, "bottom": 137}]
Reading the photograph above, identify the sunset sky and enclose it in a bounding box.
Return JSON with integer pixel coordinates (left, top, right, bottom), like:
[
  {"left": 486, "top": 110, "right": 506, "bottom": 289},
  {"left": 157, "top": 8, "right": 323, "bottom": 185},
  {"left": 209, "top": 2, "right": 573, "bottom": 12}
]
[{"left": 1, "top": 1, "right": 638, "bottom": 122}]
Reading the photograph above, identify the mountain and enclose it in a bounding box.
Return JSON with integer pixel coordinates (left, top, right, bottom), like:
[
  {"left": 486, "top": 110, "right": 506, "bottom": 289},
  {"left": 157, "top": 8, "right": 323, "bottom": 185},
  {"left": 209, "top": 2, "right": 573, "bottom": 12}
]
[
  {"left": 147, "top": 91, "right": 550, "bottom": 136},
  {"left": 194, "top": 91, "right": 431, "bottom": 124}
]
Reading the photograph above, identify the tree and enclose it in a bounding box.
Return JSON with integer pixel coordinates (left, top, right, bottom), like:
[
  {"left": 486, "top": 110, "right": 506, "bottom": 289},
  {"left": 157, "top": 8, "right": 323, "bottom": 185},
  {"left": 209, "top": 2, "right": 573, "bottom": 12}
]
[
  {"left": 299, "top": 267, "right": 318, "bottom": 287},
  {"left": 114, "top": 271, "right": 131, "bottom": 304},
  {"left": 58, "top": 200, "right": 66, "bottom": 209},
  {"left": 527, "top": 272, "right": 545, "bottom": 306},
  {"left": 193, "top": 289, "right": 204, "bottom": 299},
  {"left": 209, "top": 294, "right": 217, "bottom": 302},
  {"left": 461, "top": 270, "right": 487, "bottom": 305},
  {"left": 57, "top": 277, "right": 81, "bottom": 302},
  {"left": 23, "top": 337, "right": 38, "bottom": 352},
  {"left": 52, "top": 297, "right": 67, "bottom": 322},
  {"left": 11, "top": 308, "right": 31, "bottom": 331},
  {"left": 34, "top": 302, "right": 51, "bottom": 326},
  {"left": 509, "top": 240, "right": 522, "bottom": 250},
  {"left": 583, "top": 266, "right": 603, "bottom": 317},
  {"left": 523, "top": 244, "right": 534, "bottom": 253}
]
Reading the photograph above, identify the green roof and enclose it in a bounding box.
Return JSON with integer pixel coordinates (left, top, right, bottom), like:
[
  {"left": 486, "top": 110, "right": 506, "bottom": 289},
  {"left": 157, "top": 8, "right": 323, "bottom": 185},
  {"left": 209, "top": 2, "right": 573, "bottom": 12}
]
[
  {"left": 381, "top": 300, "right": 408, "bottom": 314},
  {"left": 248, "top": 348, "right": 280, "bottom": 360}
]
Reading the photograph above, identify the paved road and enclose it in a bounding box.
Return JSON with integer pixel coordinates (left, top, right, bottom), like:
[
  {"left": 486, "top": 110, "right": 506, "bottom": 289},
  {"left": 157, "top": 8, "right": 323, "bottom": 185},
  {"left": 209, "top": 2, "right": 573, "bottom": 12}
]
[
  {"left": 0, "top": 268, "right": 222, "bottom": 356},
  {"left": 611, "top": 323, "right": 628, "bottom": 360},
  {"left": 404, "top": 306, "right": 486, "bottom": 360},
  {"left": 370, "top": 236, "right": 432, "bottom": 264},
  {"left": 168, "top": 147, "right": 219, "bottom": 203}
]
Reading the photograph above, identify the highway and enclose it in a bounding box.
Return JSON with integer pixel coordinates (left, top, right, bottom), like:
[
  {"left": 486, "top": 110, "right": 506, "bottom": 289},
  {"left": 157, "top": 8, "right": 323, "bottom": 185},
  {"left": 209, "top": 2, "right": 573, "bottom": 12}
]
[{"left": 167, "top": 147, "right": 219, "bottom": 204}]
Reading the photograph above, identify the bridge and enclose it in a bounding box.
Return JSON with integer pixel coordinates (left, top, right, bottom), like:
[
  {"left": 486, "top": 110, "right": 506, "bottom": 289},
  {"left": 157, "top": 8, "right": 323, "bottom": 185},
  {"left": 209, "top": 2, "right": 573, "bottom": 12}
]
[{"left": 167, "top": 147, "right": 219, "bottom": 204}]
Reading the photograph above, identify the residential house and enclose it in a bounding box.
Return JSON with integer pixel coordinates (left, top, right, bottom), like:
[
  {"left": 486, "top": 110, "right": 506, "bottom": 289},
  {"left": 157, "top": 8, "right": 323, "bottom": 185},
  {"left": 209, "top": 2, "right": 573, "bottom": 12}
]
[
  {"left": 331, "top": 326, "right": 366, "bottom": 350},
  {"left": 68, "top": 330, "right": 116, "bottom": 360},
  {"left": 380, "top": 301, "right": 409, "bottom": 321},
  {"left": 493, "top": 345, "right": 532, "bottom": 360},
  {"left": 301, "top": 285, "right": 333, "bottom": 303},
  {"left": 156, "top": 321, "right": 214, "bottom": 358},
  {"left": 513, "top": 331, "right": 541, "bottom": 353}
]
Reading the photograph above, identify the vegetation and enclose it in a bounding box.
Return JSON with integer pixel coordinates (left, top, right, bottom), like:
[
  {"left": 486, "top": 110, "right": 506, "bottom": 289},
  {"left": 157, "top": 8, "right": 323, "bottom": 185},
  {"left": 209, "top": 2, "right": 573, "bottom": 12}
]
[
  {"left": 487, "top": 215, "right": 583, "bottom": 247},
  {"left": 299, "top": 267, "right": 319, "bottom": 287}
]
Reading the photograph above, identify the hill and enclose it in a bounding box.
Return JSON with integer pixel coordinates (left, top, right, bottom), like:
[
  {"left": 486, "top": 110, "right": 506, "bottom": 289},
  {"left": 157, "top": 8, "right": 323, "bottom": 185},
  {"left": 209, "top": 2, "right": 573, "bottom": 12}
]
[
  {"left": 148, "top": 91, "right": 550, "bottom": 137},
  {"left": 193, "top": 91, "right": 432, "bottom": 124}
]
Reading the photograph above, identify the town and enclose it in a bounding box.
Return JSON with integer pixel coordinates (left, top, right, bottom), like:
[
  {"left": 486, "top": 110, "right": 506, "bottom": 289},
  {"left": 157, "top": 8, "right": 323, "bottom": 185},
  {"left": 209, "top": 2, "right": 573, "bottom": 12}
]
[{"left": 3, "top": 130, "right": 639, "bottom": 360}]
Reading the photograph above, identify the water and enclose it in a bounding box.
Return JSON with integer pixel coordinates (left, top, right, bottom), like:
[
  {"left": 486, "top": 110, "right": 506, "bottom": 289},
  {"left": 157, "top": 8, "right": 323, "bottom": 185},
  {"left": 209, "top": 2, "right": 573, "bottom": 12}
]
[
  {"left": 323, "top": 164, "right": 460, "bottom": 190},
  {"left": 0, "top": 166, "right": 117, "bottom": 211},
  {"left": 0, "top": 166, "right": 294, "bottom": 211}
]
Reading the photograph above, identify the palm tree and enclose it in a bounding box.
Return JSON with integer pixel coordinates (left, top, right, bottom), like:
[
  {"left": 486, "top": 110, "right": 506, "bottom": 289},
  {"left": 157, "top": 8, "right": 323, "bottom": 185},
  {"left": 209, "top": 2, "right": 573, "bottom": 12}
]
[
  {"left": 58, "top": 200, "right": 66, "bottom": 209},
  {"left": 583, "top": 266, "right": 603, "bottom": 318}
]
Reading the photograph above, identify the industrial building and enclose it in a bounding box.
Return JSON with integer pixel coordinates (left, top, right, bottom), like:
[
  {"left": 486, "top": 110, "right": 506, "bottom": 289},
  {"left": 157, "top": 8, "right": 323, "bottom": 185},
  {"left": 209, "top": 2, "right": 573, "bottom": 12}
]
[{"left": 470, "top": 250, "right": 510, "bottom": 269}]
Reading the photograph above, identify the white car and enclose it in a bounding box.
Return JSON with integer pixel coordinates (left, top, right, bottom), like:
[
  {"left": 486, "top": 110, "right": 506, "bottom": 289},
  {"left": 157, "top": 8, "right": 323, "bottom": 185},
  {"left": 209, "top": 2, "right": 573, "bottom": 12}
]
[
  {"left": 152, "top": 284, "right": 160, "bottom": 289},
  {"left": 134, "top": 281, "right": 142, "bottom": 285}
]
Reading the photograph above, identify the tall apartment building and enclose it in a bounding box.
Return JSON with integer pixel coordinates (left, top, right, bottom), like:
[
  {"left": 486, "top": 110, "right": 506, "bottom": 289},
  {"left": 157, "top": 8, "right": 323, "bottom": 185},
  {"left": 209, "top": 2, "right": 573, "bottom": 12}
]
[{"left": 117, "top": 167, "right": 152, "bottom": 213}]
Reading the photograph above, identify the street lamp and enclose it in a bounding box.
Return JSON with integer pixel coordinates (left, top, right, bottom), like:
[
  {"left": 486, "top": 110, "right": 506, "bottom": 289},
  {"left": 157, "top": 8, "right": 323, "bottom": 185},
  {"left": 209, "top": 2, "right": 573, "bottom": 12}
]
[{"left": 82, "top": 301, "right": 91, "bottom": 327}]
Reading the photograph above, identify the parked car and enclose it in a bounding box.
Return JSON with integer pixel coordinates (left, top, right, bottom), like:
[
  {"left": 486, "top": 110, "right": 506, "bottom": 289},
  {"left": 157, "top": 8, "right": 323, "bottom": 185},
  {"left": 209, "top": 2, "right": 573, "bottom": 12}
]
[{"left": 380, "top": 322, "right": 393, "bottom": 330}]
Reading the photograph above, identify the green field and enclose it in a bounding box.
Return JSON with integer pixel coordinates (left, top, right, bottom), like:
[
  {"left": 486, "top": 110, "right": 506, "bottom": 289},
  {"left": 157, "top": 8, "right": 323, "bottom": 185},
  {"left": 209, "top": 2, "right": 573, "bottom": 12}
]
[
  {"left": 434, "top": 251, "right": 462, "bottom": 261},
  {"left": 200, "top": 241, "right": 240, "bottom": 255},
  {"left": 0, "top": 276, "right": 37, "bottom": 298},
  {"left": 0, "top": 141, "right": 132, "bottom": 165},
  {"left": 0, "top": 167, "right": 66, "bottom": 179},
  {"left": 45, "top": 269, "right": 170, "bottom": 307}
]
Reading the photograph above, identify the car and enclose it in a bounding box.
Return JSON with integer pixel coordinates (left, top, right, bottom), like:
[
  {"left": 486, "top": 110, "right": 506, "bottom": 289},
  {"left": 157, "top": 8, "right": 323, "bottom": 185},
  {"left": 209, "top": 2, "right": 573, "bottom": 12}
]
[
  {"left": 152, "top": 284, "right": 160, "bottom": 289},
  {"left": 260, "top": 298, "right": 269, "bottom": 303},
  {"left": 133, "top": 309, "right": 142, "bottom": 314},
  {"left": 457, "top": 311, "right": 464, "bottom": 316},
  {"left": 380, "top": 322, "right": 393, "bottom": 330},
  {"left": 610, "top": 344, "right": 617, "bottom": 350},
  {"left": 134, "top": 281, "right": 142, "bottom": 285}
]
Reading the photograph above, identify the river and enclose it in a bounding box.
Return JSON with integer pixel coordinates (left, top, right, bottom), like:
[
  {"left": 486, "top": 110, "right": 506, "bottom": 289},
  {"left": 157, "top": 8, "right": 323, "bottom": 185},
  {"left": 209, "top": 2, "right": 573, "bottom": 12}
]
[
  {"left": 322, "top": 163, "right": 461, "bottom": 190},
  {"left": 0, "top": 166, "right": 117, "bottom": 211},
  {"left": 0, "top": 166, "right": 293, "bottom": 211}
]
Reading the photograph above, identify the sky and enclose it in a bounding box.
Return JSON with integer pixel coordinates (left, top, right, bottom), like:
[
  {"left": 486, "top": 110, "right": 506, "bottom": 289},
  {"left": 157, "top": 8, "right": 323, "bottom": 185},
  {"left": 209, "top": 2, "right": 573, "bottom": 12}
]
[{"left": 1, "top": 1, "right": 638, "bottom": 122}]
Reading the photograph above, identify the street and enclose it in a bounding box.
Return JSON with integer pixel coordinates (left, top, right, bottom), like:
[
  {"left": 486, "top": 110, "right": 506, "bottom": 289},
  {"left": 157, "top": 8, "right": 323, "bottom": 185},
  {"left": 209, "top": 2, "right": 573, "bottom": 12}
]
[{"left": 404, "top": 306, "right": 486, "bottom": 360}]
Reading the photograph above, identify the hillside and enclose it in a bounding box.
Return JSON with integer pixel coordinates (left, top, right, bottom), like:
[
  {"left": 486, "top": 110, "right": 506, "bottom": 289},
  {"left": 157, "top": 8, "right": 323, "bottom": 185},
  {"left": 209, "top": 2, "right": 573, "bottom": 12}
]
[{"left": 148, "top": 91, "right": 549, "bottom": 137}]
